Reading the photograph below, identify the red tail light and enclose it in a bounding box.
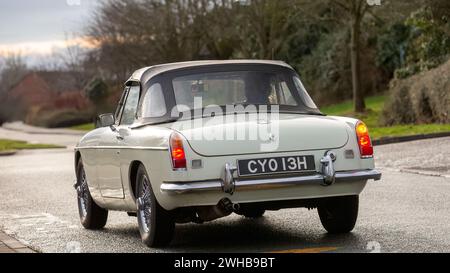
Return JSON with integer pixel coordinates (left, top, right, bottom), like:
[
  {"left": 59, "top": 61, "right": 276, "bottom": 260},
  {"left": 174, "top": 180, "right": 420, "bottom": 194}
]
[
  {"left": 170, "top": 132, "right": 187, "bottom": 170},
  {"left": 356, "top": 121, "right": 374, "bottom": 158}
]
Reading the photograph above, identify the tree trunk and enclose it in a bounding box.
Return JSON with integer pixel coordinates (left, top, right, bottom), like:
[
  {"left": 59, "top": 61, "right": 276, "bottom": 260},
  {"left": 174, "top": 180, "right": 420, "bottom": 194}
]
[{"left": 350, "top": 16, "right": 366, "bottom": 113}]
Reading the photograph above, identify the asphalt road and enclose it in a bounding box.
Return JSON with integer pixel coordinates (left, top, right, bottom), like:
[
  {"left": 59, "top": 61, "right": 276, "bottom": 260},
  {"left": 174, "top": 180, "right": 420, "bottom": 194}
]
[{"left": 0, "top": 126, "right": 449, "bottom": 253}]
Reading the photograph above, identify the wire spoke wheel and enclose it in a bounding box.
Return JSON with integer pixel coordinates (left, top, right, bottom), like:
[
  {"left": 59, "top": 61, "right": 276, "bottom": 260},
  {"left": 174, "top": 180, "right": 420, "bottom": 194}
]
[
  {"left": 77, "top": 167, "right": 89, "bottom": 219},
  {"left": 76, "top": 160, "right": 108, "bottom": 230},
  {"left": 135, "top": 165, "right": 174, "bottom": 247},
  {"left": 138, "top": 176, "right": 152, "bottom": 233}
]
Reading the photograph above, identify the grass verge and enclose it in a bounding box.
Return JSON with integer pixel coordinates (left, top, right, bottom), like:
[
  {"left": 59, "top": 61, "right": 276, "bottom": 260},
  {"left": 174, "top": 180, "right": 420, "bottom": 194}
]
[
  {"left": 321, "top": 95, "right": 450, "bottom": 139},
  {"left": 0, "top": 139, "right": 64, "bottom": 152},
  {"left": 70, "top": 123, "right": 95, "bottom": 131}
]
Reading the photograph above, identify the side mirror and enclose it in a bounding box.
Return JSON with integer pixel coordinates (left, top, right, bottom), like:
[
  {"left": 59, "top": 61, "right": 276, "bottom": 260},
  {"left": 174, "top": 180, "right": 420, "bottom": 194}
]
[{"left": 96, "top": 113, "right": 115, "bottom": 128}]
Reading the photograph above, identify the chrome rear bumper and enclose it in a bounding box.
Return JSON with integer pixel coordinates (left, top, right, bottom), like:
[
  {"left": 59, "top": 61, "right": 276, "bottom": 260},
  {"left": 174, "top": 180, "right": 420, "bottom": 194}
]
[{"left": 160, "top": 169, "right": 382, "bottom": 195}]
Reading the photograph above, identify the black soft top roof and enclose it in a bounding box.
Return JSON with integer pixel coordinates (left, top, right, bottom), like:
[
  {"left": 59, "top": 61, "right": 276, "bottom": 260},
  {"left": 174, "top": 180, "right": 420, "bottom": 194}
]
[
  {"left": 126, "top": 60, "right": 293, "bottom": 86},
  {"left": 125, "top": 60, "right": 324, "bottom": 126}
]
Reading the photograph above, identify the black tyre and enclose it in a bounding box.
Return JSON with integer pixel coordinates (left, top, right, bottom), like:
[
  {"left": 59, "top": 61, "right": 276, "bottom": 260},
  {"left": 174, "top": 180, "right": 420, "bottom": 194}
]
[
  {"left": 76, "top": 159, "right": 108, "bottom": 230},
  {"left": 136, "top": 165, "right": 175, "bottom": 247},
  {"left": 240, "top": 208, "right": 266, "bottom": 218},
  {"left": 318, "top": 195, "right": 359, "bottom": 234}
]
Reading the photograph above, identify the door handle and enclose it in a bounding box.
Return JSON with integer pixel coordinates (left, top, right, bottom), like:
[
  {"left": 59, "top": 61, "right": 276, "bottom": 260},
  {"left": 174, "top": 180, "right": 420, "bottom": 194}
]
[{"left": 116, "top": 135, "right": 124, "bottom": 141}]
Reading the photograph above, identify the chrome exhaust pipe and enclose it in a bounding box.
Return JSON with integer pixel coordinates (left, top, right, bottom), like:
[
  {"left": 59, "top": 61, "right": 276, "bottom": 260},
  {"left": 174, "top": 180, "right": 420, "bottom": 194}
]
[
  {"left": 195, "top": 199, "right": 241, "bottom": 222},
  {"left": 222, "top": 198, "right": 240, "bottom": 213}
]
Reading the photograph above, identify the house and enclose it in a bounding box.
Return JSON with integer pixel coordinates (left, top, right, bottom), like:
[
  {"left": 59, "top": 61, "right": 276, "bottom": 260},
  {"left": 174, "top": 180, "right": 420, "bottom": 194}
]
[{"left": 2, "top": 71, "right": 91, "bottom": 121}]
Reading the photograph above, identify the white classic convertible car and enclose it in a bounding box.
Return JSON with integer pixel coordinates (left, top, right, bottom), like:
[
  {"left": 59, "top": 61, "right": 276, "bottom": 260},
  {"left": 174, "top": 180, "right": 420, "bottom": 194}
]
[{"left": 74, "top": 60, "right": 381, "bottom": 247}]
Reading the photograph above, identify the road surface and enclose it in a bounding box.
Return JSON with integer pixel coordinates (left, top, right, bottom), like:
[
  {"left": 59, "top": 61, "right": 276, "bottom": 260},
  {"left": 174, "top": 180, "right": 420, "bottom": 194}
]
[{"left": 0, "top": 125, "right": 449, "bottom": 253}]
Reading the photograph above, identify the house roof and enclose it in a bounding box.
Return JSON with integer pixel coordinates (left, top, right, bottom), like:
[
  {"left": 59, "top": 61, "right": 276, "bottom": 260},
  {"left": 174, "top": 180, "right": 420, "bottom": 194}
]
[
  {"left": 33, "top": 71, "right": 86, "bottom": 93},
  {"left": 127, "top": 60, "right": 293, "bottom": 85},
  {"left": 6, "top": 71, "right": 87, "bottom": 95}
]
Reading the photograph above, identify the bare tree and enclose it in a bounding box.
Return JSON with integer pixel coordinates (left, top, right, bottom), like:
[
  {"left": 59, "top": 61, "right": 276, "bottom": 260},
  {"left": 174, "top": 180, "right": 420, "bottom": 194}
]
[
  {"left": 57, "top": 36, "right": 96, "bottom": 87},
  {"left": 330, "top": 0, "right": 372, "bottom": 112},
  {"left": 85, "top": 0, "right": 244, "bottom": 82},
  {"left": 329, "top": 0, "right": 428, "bottom": 112},
  {"left": 234, "top": 0, "right": 309, "bottom": 59},
  {"left": 0, "top": 53, "right": 29, "bottom": 122},
  {"left": 85, "top": 0, "right": 432, "bottom": 111},
  {"left": 428, "top": 0, "right": 450, "bottom": 35},
  {"left": 0, "top": 53, "right": 28, "bottom": 94}
]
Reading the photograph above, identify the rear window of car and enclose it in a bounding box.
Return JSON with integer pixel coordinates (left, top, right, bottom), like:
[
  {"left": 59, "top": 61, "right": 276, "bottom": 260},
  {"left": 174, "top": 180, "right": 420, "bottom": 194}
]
[{"left": 172, "top": 70, "right": 317, "bottom": 111}]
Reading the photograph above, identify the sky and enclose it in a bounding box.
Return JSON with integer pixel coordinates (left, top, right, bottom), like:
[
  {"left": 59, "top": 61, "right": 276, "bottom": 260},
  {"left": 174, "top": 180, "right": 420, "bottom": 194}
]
[{"left": 0, "top": 0, "right": 102, "bottom": 66}]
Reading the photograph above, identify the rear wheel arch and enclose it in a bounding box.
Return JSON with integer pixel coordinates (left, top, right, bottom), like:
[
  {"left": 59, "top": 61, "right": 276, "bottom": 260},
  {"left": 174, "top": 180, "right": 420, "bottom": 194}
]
[
  {"left": 129, "top": 161, "right": 144, "bottom": 200},
  {"left": 75, "top": 151, "right": 82, "bottom": 176}
]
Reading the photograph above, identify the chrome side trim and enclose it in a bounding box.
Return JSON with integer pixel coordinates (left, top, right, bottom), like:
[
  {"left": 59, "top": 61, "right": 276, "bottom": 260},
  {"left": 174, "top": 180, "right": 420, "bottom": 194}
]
[
  {"left": 75, "top": 146, "right": 168, "bottom": 151},
  {"left": 160, "top": 169, "right": 382, "bottom": 195},
  {"left": 160, "top": 181, "right": 223, "bottom": 194}
]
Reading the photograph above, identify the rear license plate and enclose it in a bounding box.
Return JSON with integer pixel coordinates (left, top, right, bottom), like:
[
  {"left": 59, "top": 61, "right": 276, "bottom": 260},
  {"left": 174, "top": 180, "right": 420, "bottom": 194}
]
[{"left": 237, "top": 156, "right": 316, "bottom": 177}]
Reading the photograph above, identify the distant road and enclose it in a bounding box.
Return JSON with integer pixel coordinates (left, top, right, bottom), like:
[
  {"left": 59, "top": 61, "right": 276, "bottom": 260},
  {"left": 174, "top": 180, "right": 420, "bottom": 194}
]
[
  {"left": 0, "top": 126, "right": 449, "bottom": 253},
  {"left": 0, "top": 122, "right": 83, "bottom": 149}
]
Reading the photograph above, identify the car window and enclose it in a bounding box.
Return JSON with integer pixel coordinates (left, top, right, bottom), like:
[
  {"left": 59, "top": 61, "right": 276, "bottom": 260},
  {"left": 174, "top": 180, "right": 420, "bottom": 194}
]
[
  {"left": 141, "top": 83, "right": 167, "bottom": 118},
  {"left": 172, "top": 71, "right": 313, "bottom": 110},
  {"left": 293, "top": 76, "right": 317, "bottom": 109},
  {"left": 268, "top": 78, "right": 297, "bottom": 106},
  {"left": 114, "top": 87, "right": 129, "bottom": 124},
  {"left": 120, "top": 86, "right": 140, "bottom": 125},
  {"left": 173, "top": 72, "right": 247, "bottom": 110}
]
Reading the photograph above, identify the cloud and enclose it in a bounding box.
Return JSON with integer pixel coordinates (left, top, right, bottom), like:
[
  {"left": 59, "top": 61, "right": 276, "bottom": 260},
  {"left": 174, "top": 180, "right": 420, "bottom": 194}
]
[
  {"left": 0, "top": 0, "right": 100, "bottom": 44},
  {"left": 0, "top": 0, "right": 106, "bottom": 66},
  {"left": 0, "top": 37, "right": 98, "bottom": 57}
]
